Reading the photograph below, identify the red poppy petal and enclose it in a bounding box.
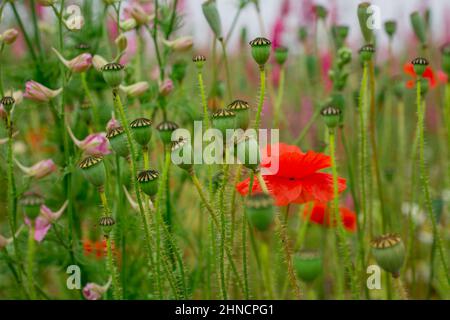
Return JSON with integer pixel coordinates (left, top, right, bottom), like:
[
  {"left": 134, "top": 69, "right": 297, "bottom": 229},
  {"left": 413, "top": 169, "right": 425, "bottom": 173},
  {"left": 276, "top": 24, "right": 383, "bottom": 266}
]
[
  {"left": 403, "top": 63, "right": 416, "bottom": 77},
  {"left": 405, "top": 80, "right": 415, "bottom": 89},
  {"left": 294, "top": 173, "right": 346, "bottom": 204},
  {"left": 339, "top": 207, "right": 357, "bottom": 232},
  {"left": 423, "top": 66, "right": 436, "bottom": 87}
]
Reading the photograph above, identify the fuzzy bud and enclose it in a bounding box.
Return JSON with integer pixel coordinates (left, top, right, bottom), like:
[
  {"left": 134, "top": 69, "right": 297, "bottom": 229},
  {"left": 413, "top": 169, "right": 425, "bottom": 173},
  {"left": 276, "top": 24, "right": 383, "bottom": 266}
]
[
  {"left": 1, "top": 28, "right": 19, "bottom": 45},
  {"left": 410, "top": 11, "right": 427, "bottom": 46},
  {"left": 357, "top": 2, "right": 374, "bottom": 44},
  {"left": 202, "top": 0, "right": 223, "bottom": 40}
]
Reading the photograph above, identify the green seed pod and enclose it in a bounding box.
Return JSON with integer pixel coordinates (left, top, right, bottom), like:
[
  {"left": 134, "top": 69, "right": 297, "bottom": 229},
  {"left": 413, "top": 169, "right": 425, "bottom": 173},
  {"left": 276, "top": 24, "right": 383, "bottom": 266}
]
[
  {"left": 274, "top": 46, "right": 288, "bottom": 65},
  {"left": 137, "top": 169, "right": 160, "bottom": 197},
  {"left": 212, "top": 109, "right": 236, "bottom": 138},
  {"left": 235, "top": 134, "right": 260, "bottom": 171},
  {"left": 384, "top": 20, "right": 397, "bottom": 38},
  {"left": 130, "top": 118, "right": 152, "bottom": 147},
  {"left": 79, "top": 155, "right": 106, "bottom": 188},
  {"left": 320, "top": 106, "right": 341, "bottom": 129},
  {"left": 359, "top": 44, "right": 375, "bottom": 62},
  {"left": 441, "top": 43, "right": 450, "bottom": 77},
  {"left": 193, "top": 55, "right": 206, "bottom": 70},
  {"left": 99, "top": 216, "right": 115, "bottom": 235},
  {"left": 371, "top": 233, "right": 405, "bottom": 277},
  {"left": 101, "top": 62, "right": 125, "bottom": 88},
  {"left": 332, "top": 25, "right": 349, "bottom": 49},
  {"left": 411, "top": 57, "right": 429, "bottom": 77},
  {"left": 171, "top": 137, "right": 193, "bottom": 172},
  {"left": 202, "top": 0, "right": 223, "bottom": 40},
  {"left": 245, "top": 193, "right": 274, "bottom": 231},
  {"left": 249, "top": 37, "right": 272, "bottom": 67},
  {"left": 78, "top": 99, "right": 93, "bottom": 125},
  {"left": 293, "top": 251, "right": 323, "bottom": 282},
  {"left": 357, "top": 2, "right": 373, "bottom": 44},
  {"left": 0, "top": 96, "right": 15, "bottom": 113},
  {"left": 106, "top": 126, "right": 129, "bottom": 158},
  {"left": 410, "top": 11, "right": 427, "bottom": 45},
  {"left": 298, "top": 26, "right": 308, "bottom": 43},
  {"left": 156, "top": 121, "right": 179, "bottom": 145},
  {"left": 227, "top": 99, "right": 250, "bottom": 129},
  {"left": 314, "top": 5, "right": 328, "bottom": 20},
  {"left": 20, "top": 192, "right": 44, "bottom": 221}
]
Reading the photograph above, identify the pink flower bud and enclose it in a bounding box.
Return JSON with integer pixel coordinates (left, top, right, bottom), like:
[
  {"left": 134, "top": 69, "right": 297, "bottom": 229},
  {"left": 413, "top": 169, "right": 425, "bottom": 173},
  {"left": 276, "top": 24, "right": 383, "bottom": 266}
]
[
  {"left": 24, "top": 202, "right": 68, "bottom": 242},
  {"left": 52, "top": 48, "right": 92, "bottom": 73},
  {"left": 159, "top": 79, "right": 174, "bottom": 97},
  {"left": 1, "top": 28, "right": 19, "bottom": 45},
  {"left": 67, "top": 125, "right": 111, "bottom": 155},
  {"left": 163, "top": 36, "right": 193, "bottom": 52},
  {"left": 106, "top": 114, "right": 120, "bottom": 131},
  {"left": 125, "top": 3, "right": 153, "bottom": 26},
  {"left": 120, "top": 81, "right": 149, "bottom": 97},
  {"left": 24, "top": 80, "right": 62, "bottom": 102},
  {"left": 15, "top": 159, "right": 57, "bottom": 179},
  {"left": 83, "top": 279, "right": 111, "bottom": 300}
]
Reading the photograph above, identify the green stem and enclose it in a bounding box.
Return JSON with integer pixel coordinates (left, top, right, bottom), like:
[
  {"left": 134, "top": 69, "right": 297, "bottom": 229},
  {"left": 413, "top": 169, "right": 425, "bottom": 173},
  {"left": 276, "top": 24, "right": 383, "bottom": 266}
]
[
  {"left": 9, "top": 2, "right": 38, "bottom": 64},
  {"left": 219, "top": 155, "right": 230, "bottom": 299},
  {"left": 81, "top": 72, "right": 100, "bottom": 130},
  {"left": 273, "top": 67, "right": 285, "bottom": 128},
  {"left": 30, "top": 0, "right": 44, "bottom": 59},
  {"left": 220, "top": 39, "right": 233, "bottom": 101},
  {"left": 27, "top": 222, "right": 36, "bottom": 300},
  {"left": 254, "top": 66, "right": 266, "bottom": 131},
  {"left": 242, "top": 171, "right": 254, "bottom": 299},
  {"left": 115, "top": 156, "right": 127, "bottom": 297}
]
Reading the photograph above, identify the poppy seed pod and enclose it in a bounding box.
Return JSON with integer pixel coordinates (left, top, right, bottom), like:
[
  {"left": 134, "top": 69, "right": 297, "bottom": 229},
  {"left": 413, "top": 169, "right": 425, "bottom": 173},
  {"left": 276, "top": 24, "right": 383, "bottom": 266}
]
[
  {"left": 410, "top": 12, "right": 427, "bottom": 46},
  {"left": 193, "top": 55, "right": 206, "bottom": 70},
  {"left": 20, "top": 192, "right": 44, "bottom": 221},
  {"left": 314, "top": 5, "right": 328, "bottom": 20},
  {"left": 357, "top": 2, "right": 373, "bottom": 44},
  {"left": 320, "top": 106, "right": 341, "bottom": 129},
  {"left": 249, "top": 37, "right": 272, "bottom": 67},
  {"left": 359, "top": 44, "right": 375, "bottom": 62},
  {"left": 246, "top": 193, "right": 274, "bottom": 231},
  {"left": 171, "top": 137, "right": 193, "bottom": 171},
  {"left": 441, "top": 43, "right": 450, "bottom": 77},
  {"left": 137, "top": 170, "right": 160, "bottom": 197},
  {"left": 1, "top": 96, "right": 15, "bottom": 113},
  {"left": 101, "top": 62, "right": 125, "bottom": 88},
  {"left": 371, "top": 233, "right": 405, "bottom": 277},
  {"left": 227, "top": 99, "right": 250, "bottom": 129},
  {"left": 79, "top": 155, "right": 106, "bottom": 188},
  {"left": 274, "top": 46, "right": 288, "bottom": 66},
  {"left": 293, "top": 251, "right": 323, "bottom": 282},
  {"left": 106, "top": 126, "right": 129, "bottom": 158},
  {"left": 411, "top": 57, "right": 429, "bottom": 77},
  {"left": 99, "top": 216, "right": 115, "bottom": 235},
  {"left": 130, "top": 118, "right": 152, "bottom": 147},
  {"left": 202, "top": 0, "right": 223, "bottom": 40},
  {"left": 384, "top": 20, "right": 397, "bottom": 38},
  {"left": 212, "top": 109, "right": 237, "bottom": 138},
  {"left": 156, "top": 121, "right": 179, "bottom": 145},
  {"left": 235, "top": 134, "right": 260, "bottom": 171}
]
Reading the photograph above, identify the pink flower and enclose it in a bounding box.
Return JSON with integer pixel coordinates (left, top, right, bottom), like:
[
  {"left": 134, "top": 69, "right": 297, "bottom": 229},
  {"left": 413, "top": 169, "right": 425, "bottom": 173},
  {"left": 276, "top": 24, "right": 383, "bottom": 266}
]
[
  {"left": 25, "top": 202, "right": 68, "bottom": 242},
  {"left": 67, "top": 126, "right": 111, "bottom": 155},
  {"left": 106, "top": 114, "right": 120, "bottom": 131},
  {"left": 24, "top": 80, "right": 62, "bottom": 102},
  {"left": 120, "top": 81, "right": 149, "bottom": 97},
  {"left": 271, "top": 18, "right": 285, "bottom": 49},
  {"left": 124, "top": 1, "right": 153, "bottom": 26},
  {"left": 83, "top": 278, "right": 111, "bottom": 300},
  {"left": 15, "top": 159, "right": 57, "bottom": 179},
  {"left": 159, "top": 79, "right": 174, "bottom": 97},
  {"left": 163, "top": 36, "right": 193, "bottom": 52},
  {"left": 52, "top": 48, "right": 92, "bottom": 73}
]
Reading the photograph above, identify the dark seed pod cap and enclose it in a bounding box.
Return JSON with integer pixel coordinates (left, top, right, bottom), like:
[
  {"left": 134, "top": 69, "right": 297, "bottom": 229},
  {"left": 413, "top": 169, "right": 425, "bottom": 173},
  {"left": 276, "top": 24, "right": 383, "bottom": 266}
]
[
  {"left": 101, "top": 62, "right": 125, "bottom": 87},
  {"left": 130, "top": 118, "right": 152, "bottom": 147},
  {"left": 245, "top": 193, "right": 275, "bottom": 231},
  {"left": 171, "top": 137, "right": 193, "bottom": 171},
  {"left": 411, "top": 57, "right": 429, "bottom": 77},
  {"left": 293, "top": 251, "right": 323, "bottom": 282},
  {"left": 371, "top": 233, "right": 405, "bottom": 277},
  {"left": 249, "top": 37, "right": 272, "bottom": 66},
  {"left": 1, "top": 96, "right": 15, "bottom": 112},
  {"left": 79, "top": 155, "right": 106, "bottom": 187},
  {"left": 156, "top": 121, "right": 179, "bottom": 145},
  {"left": 137, "top": 169, "right": 160, "bottom": 196},
  {"left": 320, "top": 106, "right": 341, "bottom": 129},
  {"left": 227, "top": 100, "right": 250, "bottom": 129},
  {"left": 359, "top": 44, "right": 375, "bottom": 62},
  {"left": 107, "top": 126, "right": 129, "bottom": 158},
  {"left": 20, "top": 191, "right": 44, "bottom": 220},
  {"left": 193, "top": 55, "right": 206, "bottom": 69},
  {"left": 274, "top": 46, "right": 288, "bottom": 65},
  {"left": 212, "top": 109, "right": 236, "bottom": 138},
  {"left": 99, "top": 216, "right": 115, "bottom": 235}
]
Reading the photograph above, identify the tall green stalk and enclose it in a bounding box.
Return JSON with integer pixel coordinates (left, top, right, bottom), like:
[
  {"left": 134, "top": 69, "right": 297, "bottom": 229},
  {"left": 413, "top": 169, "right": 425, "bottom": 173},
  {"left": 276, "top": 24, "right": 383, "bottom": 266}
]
[
  {"left": 254, "top": 67, "right": 266, "bottom": 131},
  {"left": 273, "top": 66, "right": 285, "bottom": 128},
  {"left": 26, "top": 222, "right": 36, "bottom": 300}
]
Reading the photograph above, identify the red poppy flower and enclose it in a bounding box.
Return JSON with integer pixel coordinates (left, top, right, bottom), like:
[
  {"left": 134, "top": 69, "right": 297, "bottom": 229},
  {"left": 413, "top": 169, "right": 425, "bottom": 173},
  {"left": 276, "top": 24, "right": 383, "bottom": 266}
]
[
  {"left": 236, "top": 143, "right": 346, "bottom": 206},
  {"left": 303, "top": 202, "right": 357, "bottom": 232},
  {"left": 403, "top": 62, "right": 436, "bottom": 89},
  {"left": 83, "top": 239, "right": 119, "bottom": 260}
]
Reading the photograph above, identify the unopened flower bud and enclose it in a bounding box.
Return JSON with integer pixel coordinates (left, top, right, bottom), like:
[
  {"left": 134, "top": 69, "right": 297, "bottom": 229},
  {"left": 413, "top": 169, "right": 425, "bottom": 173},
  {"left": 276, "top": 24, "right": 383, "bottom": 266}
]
[
  {"left": 410, "top": 11, "right": 427, "bottom": 46},
  {"left": 115, "top": 34, "right": 128, "bottom": 53},
  {"left": 163, "top": 36, "right": 193, "bottom": 52},
  {"left": 120, "top": 18, "right": 137, "bottom": 32},
  {"left": 1, "top": 28, "right": 19, "bottom": 45},
  {"left": 245, "top": 193, "right": 274, "bottom": 231},
  {"left": 371, "top": 233, "right": 405, "bottom": 277},
  {"left": 202, "top": 0, "right": 223, "bottom": 40},
  {"left": 249, "top": 37, "right": 272, "bottom": 67},
  {"left": 130, "top": 118, "right": 152, "bottom": 147},
  {"left": 357, "top": 2, "right": 374, "bottom": 44},
  {"left": 24, "top": 80, "right": 62, "bottom": 103},
  {"left": 92, "top": 55, "right": 108, "bottom": 71},
  {"left": 159, "top": 79, "right": 174, "bottom": 97},
  {"left": 119, "top": 81, "right": 149, "bottom": 97}
]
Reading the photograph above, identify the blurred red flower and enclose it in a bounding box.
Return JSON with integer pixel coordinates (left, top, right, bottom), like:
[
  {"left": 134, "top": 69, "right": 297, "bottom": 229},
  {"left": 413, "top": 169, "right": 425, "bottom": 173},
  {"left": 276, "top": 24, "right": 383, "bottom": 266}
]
[
  {"left": 303, "top": 202, "right": 357, "bottom": 232},
  {"left": 236, "top": 143, "right": 346, "bottom": 206},
  {"left": 404, "top": 62, "right": 436, "bottom": 88},
  {"left": 83, "top": 239, "right": 119, "bottom": 260}
]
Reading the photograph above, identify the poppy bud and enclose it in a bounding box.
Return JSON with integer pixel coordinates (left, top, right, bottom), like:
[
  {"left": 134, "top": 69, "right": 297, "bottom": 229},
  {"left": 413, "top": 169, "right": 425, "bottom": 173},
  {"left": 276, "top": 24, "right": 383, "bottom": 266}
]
[
  {"left": 227, "top": 99, "right": 250, "bottom": 129},
  {"left": 235, "top": 134, "right": 260, "bottom": 171},
  {"left": 274, "top": 46, "right": 288, "bottom": 66},
  {"left": 298, "top": 26, "right": 308, "bottom": 43},
  {"left": 202, "top": 0, "right": 223, "bottom": 40},
  {"left": 79, "top": 155, "right": 106, "bottom": 188},
  {"left": 137, "top": 170, "right": 159, "bottom": 197},
  {"left": 92, "top": 55, "right": 108, "bottom": 72},
  {"left": 193, "top": 55, "right": 206, "bottom": 70},
  {"left": 99, "top": 216, "right": 115, "bottom": 235},
  {"left": 212, "top": 109, "right": 236, "bottom": 138},
  {"left": 0, "top": 96, "right": 15, "bottom": 113},
  {"left": 359, "top": 44, "right": 375, "bottom": 62},
  {"left": 106, "top": 126, "right": 129, "bottom": 158},
  {"left": 357, "top": 2, "right": 374, "bottom": 44},
  {"left": 119, "top": 81, "right": 149, "bottom": 97},
  {"left": 320, "top": 106, "right": 341, "bottom": 129},
  {"left": 249, "top": 37, "right": 272, "bottom": 67},
  {"left": 101, "top": 63, "right": 125, "bottom": 88},
  {"left": 245, "top": 193, "right": 274, "bottom": 231},
  {"left": 441, "top": 43, "right": 450, "bottom": 77},
  {"left": 411, "top": 57, "right": 429, "bottom": 77},
  {"left": 130, "top": 118, "right": 152, "bottom": 147},
  {"left": 20, "top": 192, "right": 44, "bottom": 221},
  {"left": 410, "top": 11, "right": 427, "bottom": 46},
  {"left": 163, "top": 36, "right": 193, "bottom": 52},
  {"left": 156, "top": 121, "right": 179, "bottom": 145},
  {"left": 115, "top": 34, "right": 128, "bottom": 53},
  {"left": 371, "top": 233, "right": 405, "bottom": 277},
  {"left": 384, "top": 20, "right": 397, "bottom": 38},
  {"left": 1, "top": 28, "right": 19, "bottom": 45},
  {"left": 120, "top": 18, "right": 137, "bottom": 32},
  {"left": 314, "top": 5, "right": 328, "bottom": 20},
  {"left": 293, "top": 251, "right": 323, "bottom": 282},
  {"left": 171, "top": 137, "right": 193, "bottom": 172}
]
